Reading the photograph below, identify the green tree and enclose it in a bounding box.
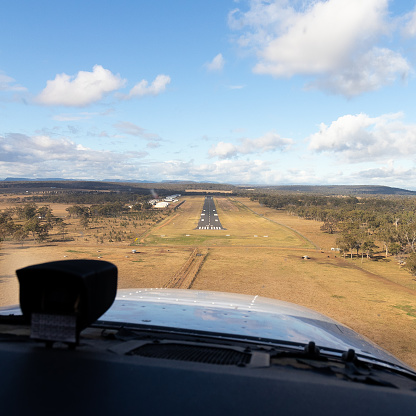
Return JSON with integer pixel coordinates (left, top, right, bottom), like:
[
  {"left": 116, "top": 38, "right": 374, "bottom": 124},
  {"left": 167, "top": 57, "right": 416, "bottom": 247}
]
[
  {"left": 320, "top": 217, "right": 338, "bottom": 234},
  {"left": 389, "top": 242, "right": 402, "bottom": 256},
  {"left": 0, "top": 212, "right": 15, "bottom": 241},
  {"left": 54, "top": 218, "right": 68, "bottom": 241},
  {"left": 362, "top": 239, "right": 378, "bottom": 259},
  {"left": 80, "top": 214, "right": 90, "bottom": 229},
  {"left": 66, "top": 205, "right": 89, "bottom": 218},
  {"left": 337, "top": 222, "right": 362, "bottom": 258},
  {"left": 13, "top": 228, "right": 28, "bottom": 245},
  {"left": 405, "top": 253, "right": 416, "bottom": 276},
  {"left": 398, "top": 221, "right": 416, "bottom": 253},
  {"left": 24, "top": 217, "right": 49, "bottom": 242},
  {"left": 377, "top": 224, "right": 397, "bottom": 258},
  {"left": 21, "top": 203, "right": 37, "bottom": 220}
]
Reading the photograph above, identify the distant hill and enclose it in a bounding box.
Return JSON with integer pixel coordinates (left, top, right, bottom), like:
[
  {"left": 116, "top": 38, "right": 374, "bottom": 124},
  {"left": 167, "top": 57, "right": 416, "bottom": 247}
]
[
  {"left": 3, "top": 177, "right": 67, "bottom": 182},
  {"left": 249, "top": 185, "right": 416, "bottom": 196},
  {"left": 1, "top": 180, "right": 415, "bottom": 196}
]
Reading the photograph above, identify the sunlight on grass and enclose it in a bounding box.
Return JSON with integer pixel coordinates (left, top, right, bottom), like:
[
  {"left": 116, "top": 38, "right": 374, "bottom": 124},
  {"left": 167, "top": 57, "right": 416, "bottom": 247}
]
[{"left": 394, "top": 304, "right": 416, "bottom": 318}]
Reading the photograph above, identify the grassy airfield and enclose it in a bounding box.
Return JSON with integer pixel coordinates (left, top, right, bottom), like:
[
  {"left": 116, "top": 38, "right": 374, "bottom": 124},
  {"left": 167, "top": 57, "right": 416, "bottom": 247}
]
[{"left": 143, "top": 196, "right": 315, "bottom": 248}]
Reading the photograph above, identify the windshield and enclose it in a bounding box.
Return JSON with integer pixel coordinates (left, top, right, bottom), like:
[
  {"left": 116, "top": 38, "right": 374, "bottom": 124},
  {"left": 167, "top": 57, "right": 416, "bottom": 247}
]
[{"left": 1, "top": 1, "right": 416, "bottom": 370}]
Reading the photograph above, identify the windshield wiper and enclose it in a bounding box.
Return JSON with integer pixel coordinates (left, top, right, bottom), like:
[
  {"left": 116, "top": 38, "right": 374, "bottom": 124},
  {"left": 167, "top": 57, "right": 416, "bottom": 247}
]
[{"left": 270, "top": 342, "right": 416, "bottom": 390}]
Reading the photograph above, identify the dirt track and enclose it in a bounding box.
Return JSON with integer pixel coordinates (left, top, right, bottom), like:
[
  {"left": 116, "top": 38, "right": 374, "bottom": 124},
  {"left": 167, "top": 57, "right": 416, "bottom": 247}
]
[{"left": 163, "top": 247, "right": 208, "bottom": 289}]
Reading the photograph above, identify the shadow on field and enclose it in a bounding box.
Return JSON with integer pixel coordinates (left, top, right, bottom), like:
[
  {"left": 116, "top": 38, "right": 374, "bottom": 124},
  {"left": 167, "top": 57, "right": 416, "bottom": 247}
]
[{"left": 371, "top": 255, "right": 391, "bottom": 262}]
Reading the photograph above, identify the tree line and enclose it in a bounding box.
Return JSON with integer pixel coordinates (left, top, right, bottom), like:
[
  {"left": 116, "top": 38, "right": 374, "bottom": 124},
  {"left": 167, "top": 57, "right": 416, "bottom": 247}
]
[
  {"left": 19, "top": 191, "right": 155, "bottom": 205},
  {"left": 0, "top": 203, "right": 65, "bottom": 243},
  {"left": 0, "top": 197, "right": 161, "bottom": 243},
  {"left": 250, "top": 193, "right": 416, "bottom": 273},
  {"left": 65, "top": 200, "right": 155, "bottom": 229}
]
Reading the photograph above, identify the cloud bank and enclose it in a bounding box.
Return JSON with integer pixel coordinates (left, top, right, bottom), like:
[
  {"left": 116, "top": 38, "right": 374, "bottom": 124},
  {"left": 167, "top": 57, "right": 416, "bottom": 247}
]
[
  {"left": 308, "top": 112, "right": 416, "bottom": 162},
  {"left": 209, "top": 131, "right": 293, "bottom": 159},
  {"left": 0, "top": 133, "right": 147, "bottom": 179}
]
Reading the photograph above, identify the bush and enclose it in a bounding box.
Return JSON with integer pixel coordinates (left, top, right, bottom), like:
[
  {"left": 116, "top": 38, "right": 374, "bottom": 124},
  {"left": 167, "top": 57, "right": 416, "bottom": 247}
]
[{"left": 405, "top": 253, "right": 416, "bottom": 275}]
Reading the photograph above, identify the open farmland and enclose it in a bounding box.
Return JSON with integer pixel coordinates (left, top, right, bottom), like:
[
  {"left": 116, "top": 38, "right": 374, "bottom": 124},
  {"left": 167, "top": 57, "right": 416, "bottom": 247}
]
[{"left": 1, "top": 194, "right": 416, "bottom": 368}]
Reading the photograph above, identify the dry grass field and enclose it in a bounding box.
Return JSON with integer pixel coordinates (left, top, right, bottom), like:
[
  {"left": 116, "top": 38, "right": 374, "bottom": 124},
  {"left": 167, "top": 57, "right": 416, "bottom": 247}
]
[{"left": 1, "top": 194, "right": 416, "bottom": 369}]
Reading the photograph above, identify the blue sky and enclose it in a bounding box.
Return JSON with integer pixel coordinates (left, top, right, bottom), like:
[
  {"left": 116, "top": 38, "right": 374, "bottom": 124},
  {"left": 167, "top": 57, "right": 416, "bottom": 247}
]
[{"left": 1, "top": 0, "right": 416, "bottom": 188}]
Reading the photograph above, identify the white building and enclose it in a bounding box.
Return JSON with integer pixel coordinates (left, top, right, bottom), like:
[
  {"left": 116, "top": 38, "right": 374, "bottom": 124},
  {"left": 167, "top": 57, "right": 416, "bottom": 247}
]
[{"left": 155, "top": 202, "right": 169, "bottom": 208}]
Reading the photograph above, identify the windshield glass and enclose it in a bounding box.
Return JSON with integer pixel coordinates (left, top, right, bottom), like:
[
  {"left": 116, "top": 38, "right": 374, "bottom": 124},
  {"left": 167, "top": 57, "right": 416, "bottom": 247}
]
[{"left": 1, "top": 0, "right": 416, "bottom": 370}]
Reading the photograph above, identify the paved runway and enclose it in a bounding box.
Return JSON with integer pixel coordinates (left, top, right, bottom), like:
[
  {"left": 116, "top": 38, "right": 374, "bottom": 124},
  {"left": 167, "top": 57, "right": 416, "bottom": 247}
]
[{"left": 195, "top": 196, "right": 225, "bottom": 230}]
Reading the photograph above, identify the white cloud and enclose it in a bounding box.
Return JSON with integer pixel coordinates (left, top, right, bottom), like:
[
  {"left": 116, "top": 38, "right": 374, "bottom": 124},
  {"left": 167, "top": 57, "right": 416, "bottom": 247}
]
[
  {"left": 308, "top": 48, "right": 410, "bottom": 96},
  {"left": 240, "top": 132, "right": 293, "bottom": 153},
  {"left": 0, "top": 72, "right": 26, "bottom": 92},
  {"left": 159, "top": 159, "right": 273, "bottom": 184},
  {"left": 228, "top": 1, "right": 296, "bottom": 47},
  {"left": 307, "top": 112, "right": 416, "bottom": 162},
  {"left": 202, "top": 159, "right": 271, "bottom": 182},
  {"left": 205, "top": 53, "right": 225, "bottom": 71},
  {"left": 52, "top": 112, "right": 97, "bottom": 121},
  {"left": 36, "top": 65, "right": 126, "bottom": 106},
  {"left": 230, "top": 0, "right": 409, "bottom": 96},
  {"left": 157, "top": 158, "right": 329, "bottom": 185},
  {"left": 401, "top": 8, "right": 416, "bottom": 37},
  {"left": 126, "top": 74, "right": 171, "bottom": 98},
  {"left": 227, "top": 84, "right": 245, "bottom": 89},
  {"left": 344, "top": 164, "right": 416, "bottom": 189},
  {"left": 209, "top": 142, "right": 238, "bottom": 159},
  {"left": 114, "top": 121, "right": 162, "bottom": 142},
  {"left": 146, "top": 142, "right": 161, "bottom": 149},
  {"left": 253, "top": 0, "right": 387, "bottom": 76},
  {"left": 209, "top": 131, "right": 293, "bottom": 159},
  {"left": 355, "top": 166, "right": 416, "bottom": 181},
  {"left": 1, "top": 133, "right": 109, "bottom": 163}
]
